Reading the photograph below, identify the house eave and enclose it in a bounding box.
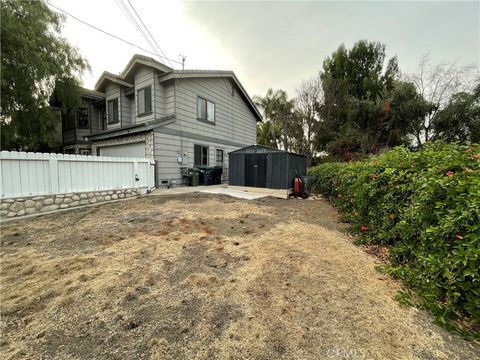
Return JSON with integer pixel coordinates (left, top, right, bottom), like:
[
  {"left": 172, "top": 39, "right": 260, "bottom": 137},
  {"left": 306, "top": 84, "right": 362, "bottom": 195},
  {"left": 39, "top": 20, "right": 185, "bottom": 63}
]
[
  {"left": 94, "top": 72, "right": 134, "bottom": 92},
  {"left": 121, "top": 54, "right": 173, "bottom": 82},
  {"left": 85, "top": 114, "right": 176, "bottom": 141}
]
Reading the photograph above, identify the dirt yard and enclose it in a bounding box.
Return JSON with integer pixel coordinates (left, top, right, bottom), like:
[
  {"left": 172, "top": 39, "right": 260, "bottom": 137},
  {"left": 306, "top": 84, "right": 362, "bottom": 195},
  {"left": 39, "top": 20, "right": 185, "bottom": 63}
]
[{"left": 1, "top": 193, "right": 479, "bottom": 359}]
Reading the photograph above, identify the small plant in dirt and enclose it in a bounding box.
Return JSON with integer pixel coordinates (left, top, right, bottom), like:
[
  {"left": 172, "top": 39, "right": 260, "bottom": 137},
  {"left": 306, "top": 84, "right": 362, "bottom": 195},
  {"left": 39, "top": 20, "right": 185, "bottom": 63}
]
[{"left": 309, "top": 142, "right": 480, "bottom": 338}]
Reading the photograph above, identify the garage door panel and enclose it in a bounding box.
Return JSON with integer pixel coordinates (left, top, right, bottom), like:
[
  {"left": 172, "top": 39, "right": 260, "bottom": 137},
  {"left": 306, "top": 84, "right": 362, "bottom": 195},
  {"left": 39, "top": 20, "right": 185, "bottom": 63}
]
[{"left": 99, "top": 142, "right": 146, "bottom": 158}]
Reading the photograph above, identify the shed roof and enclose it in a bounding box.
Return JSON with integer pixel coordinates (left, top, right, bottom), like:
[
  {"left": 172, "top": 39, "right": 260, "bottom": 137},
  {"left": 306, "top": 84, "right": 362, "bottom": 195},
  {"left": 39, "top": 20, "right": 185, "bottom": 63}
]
[{"left": 229, "top": 144, "right": 306, "bottom": 157}]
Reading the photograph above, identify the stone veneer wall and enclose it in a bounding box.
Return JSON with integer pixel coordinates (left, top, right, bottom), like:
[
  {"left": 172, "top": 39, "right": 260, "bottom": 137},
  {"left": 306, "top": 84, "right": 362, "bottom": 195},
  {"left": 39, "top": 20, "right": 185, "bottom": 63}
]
[{"left": 0, "top": 187, "right": 146, "bottom": 219}]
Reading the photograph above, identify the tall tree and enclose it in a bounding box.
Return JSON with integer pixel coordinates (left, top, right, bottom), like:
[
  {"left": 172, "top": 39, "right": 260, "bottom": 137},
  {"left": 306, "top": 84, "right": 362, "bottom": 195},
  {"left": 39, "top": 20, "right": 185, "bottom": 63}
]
[
  {"left": 383, "top": 81, "right": 433, "bottom": 147},
  {"left": 294, "top": 76, "right": 323, "bottom": 165},
  {"left": 256, "top": 120, "right": 279, "bottom": 148},
  {"left": 1, "top": 0, "right": 89, "bottom": 151},
  {"left": 405, "top": 54, "right": 478, "bottom": 145},
  {"left": 432, "top": 83, "right": 480, "bottom": 143},
  {"left": 253, "top": 89, "right": 295, "bottom": 150},
  {"left": 319, "top": 40, "right": 400, "bottom": 154}
]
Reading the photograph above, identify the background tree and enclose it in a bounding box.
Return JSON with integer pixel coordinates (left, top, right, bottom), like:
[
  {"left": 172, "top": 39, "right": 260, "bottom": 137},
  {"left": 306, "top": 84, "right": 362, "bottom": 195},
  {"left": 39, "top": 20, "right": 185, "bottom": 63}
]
[
  {"left": 256, "top": 120, "right": 279, "bottom": 148},
  {"left": 293, "top": 76, "right": 323, "bottom": 165},
  {"left": 318, "top": 40, "right": 400, "bottom": 155},
  {"left": 432, "top": 83, "right": 480, "bottom": 143},
  {"left": 1, "top": 0, "right": 89, "bottom": 151},
  {"left": 253, "top": 89, "right": 296, "bottom": 150},
  {"left": 405, "top": 54, "right": 478, "bottom": 145},
  {"left": 382, "top": 81, "right": 432, "bottom": 147}
]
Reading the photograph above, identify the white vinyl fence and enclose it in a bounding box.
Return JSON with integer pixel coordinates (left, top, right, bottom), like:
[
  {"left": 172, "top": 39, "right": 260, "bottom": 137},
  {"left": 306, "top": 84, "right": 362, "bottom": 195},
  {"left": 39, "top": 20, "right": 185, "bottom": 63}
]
[{"left": 0, "top": 151, "right": 155, "bottom": 198}]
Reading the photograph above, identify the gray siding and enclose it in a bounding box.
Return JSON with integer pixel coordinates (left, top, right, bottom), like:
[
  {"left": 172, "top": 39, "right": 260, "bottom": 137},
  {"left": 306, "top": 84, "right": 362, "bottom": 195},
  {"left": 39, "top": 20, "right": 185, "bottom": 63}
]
[
  {"left": 90, "top": 107, "right": 102, "bottom": 133},
  {"left": 152, "top": 77, "right": 258, "bottom": 185},
  {"left": 154, "top": 131, "right": 241, "bottom": 185},
  {"left": 105, "top": 83, "right": 121, "bottom": 130},
  {"left": 63, "top": 129, "right": 75, "bottom": 144},
  {"left": 120, "top": 89, "right": 134, "bottom": 126},
  {"left": 163, "top": 80, "right": 176, "bottom": 115},
  {"left": 165, "top": 77, "right": 256, "bottom": 145}
]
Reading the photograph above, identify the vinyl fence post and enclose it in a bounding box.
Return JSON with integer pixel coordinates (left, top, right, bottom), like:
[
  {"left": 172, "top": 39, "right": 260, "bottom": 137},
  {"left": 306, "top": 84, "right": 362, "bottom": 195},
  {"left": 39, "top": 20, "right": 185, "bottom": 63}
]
[
  {"left": 49, "top": 156, "right": 59, "bottom": 194},
  {"left": 133, "top": 160, "right": 139, "bottom": 189}
]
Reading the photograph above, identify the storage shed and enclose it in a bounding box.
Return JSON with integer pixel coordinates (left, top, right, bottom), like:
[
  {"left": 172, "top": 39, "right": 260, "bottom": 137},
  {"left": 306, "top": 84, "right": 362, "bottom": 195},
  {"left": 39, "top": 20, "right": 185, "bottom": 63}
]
[{"left": 228, "top": 145, "right": 307, "bottom": 189}]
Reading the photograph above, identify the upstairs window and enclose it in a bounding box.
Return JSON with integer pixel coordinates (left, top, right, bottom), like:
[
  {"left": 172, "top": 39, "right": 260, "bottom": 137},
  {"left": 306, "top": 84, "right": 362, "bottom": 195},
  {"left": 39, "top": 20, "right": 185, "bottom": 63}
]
[
  {"left": 194, "top": 144, "right": 209, "bottom": 166},
  {"left": 107, "top": 98, "right": 119, "bottom": 124},
  {"left": 77, "top": 107, "right": 89, "bottom": 128},
  {"left": 137, "top": 86, "right": 152, "bottom": 115},
  {"left": 197, "top": 97, "right": 215, "bottom": 123}
]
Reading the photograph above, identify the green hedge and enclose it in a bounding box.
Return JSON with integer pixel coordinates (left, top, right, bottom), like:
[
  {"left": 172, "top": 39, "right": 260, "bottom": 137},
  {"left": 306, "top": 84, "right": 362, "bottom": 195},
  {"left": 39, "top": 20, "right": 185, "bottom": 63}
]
[{"left": 309, "top": 143, "right": 480, "bottom": 334}]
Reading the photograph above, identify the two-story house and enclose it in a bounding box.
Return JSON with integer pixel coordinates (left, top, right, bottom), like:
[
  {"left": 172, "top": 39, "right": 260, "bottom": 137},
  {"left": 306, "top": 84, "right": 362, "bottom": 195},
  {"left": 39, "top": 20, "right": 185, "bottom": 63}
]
[{"left": 63, "top": 54, "right": 261, "bottom": 186}]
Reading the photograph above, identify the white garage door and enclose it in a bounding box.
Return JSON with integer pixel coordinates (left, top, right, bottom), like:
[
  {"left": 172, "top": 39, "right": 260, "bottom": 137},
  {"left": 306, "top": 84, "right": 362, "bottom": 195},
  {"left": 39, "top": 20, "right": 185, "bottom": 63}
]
[{"left": 99, "top": 142, "right": 146, "bottom": 158}]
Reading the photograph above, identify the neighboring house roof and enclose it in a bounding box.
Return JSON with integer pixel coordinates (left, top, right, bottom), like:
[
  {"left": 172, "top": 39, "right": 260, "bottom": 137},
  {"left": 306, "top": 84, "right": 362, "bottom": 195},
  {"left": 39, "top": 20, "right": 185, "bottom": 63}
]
[
  {"left": 80, "top": 87, "right": 105, "bottom": 101},
  {"left": 95, "top": 71, "right": 133, "bottom": 92},
  {"left": 158, "top": 70, "right": 262, "bottom": 122}
]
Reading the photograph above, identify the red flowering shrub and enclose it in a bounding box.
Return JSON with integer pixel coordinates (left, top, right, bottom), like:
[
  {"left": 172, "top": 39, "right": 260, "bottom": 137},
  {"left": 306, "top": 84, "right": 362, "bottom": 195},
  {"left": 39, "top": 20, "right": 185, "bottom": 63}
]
[{"left": 309, "top": 142, "right": 480, "bottom": 336}]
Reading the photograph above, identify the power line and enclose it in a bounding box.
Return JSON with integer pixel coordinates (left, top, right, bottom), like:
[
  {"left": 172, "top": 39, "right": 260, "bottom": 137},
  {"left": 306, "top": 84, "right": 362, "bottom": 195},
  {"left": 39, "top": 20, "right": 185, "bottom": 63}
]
[
  {"left": 126, "top": 0, "right": 174, "bottom": 68},
  {"left": 114, "top": 0, "right": 163, "bottom": 62},
  {"left": 45, "top": 1, "right": 182, "bottom": 65}
]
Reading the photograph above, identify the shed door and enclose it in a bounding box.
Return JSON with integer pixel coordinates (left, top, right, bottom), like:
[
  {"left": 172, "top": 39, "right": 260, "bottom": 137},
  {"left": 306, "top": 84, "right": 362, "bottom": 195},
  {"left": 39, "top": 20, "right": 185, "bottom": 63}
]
[{"left": 245, "top": 154, "right": 267, "bottom": 188}]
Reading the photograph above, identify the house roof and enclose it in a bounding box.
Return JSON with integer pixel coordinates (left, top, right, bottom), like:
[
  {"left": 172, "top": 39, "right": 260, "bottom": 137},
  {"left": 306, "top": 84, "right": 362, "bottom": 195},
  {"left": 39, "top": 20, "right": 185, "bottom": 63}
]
[
  {"left": 79, "top": 87, "right": 105, "bottom": 101},
  {"left": 94, "top": 55, "right": 173, "bottom": 92},
  {"left": 85, "top": 115, "right": 175, "bottom": 141},
  {"left": 158, "top": 70, "right": 263, "bottom": 122},
  {"left": 94, "top": 71, "right": 133, "bottom": 92},
  {"left": 92, "top": 54, "right": 262, "bottom": 121},
  {"left": 121, "top": 54, "right": 173, "bottom": 82}
]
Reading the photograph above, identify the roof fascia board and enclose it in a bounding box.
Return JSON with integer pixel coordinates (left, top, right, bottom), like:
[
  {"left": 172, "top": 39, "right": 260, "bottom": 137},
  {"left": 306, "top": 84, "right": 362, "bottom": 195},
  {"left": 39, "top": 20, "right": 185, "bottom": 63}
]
[{"left": 122, "top": 57, "right": 172, "bottom": 80}]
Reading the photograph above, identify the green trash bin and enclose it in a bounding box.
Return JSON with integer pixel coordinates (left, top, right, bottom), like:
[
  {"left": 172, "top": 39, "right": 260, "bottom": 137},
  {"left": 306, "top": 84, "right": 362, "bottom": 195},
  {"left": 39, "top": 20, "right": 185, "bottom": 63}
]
[{"left": 188, "top": 168, "right": 200, "bottom": 187}]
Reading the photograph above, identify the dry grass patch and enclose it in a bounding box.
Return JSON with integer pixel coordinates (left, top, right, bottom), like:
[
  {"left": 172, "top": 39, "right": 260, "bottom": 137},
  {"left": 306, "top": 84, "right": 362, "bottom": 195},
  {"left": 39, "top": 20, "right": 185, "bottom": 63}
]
[{"left": 1, "top": 193, "right": 478, "bottom": 359}]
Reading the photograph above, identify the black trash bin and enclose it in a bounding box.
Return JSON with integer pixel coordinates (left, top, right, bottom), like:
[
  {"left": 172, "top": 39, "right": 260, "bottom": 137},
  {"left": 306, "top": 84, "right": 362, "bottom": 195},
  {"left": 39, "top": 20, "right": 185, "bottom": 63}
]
[
  {"left": 197, "top": 166, "right": 214, "bottom": 185},
  {"left": 301, "top": 175, "right": 313, "bottom": 199},
  {"left": 213, "top": 166, "right": 223, "bottom": 184}
]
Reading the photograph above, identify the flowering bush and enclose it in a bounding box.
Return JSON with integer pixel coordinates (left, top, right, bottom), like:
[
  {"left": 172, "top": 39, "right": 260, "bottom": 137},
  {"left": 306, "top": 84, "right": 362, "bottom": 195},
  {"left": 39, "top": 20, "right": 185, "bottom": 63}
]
[{"left": 309, "top": 143, "right": 480, "bottom": 335}]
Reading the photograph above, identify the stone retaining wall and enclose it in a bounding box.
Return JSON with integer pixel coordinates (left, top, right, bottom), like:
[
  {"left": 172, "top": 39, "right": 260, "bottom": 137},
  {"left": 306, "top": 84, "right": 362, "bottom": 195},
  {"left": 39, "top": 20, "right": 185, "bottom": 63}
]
[{"left": 0, "top": 187, "right": 146, "bottom": 219}]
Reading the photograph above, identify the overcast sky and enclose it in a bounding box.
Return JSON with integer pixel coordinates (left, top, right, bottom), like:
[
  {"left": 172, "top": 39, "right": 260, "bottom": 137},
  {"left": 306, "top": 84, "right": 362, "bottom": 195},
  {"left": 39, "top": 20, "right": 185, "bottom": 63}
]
[{"left": 50, "top": 0, "right": 479, "bottom": 97}]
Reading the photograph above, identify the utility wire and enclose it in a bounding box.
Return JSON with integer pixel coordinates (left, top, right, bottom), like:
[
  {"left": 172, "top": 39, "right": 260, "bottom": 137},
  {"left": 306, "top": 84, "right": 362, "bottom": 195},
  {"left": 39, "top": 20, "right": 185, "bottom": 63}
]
[
  {"left": 126, "top": 0, "right": 174, "bottom": 68},
  {"left": 114, "top": 0, "right": 163, "bottom": 62},
  {"left": 46, "top": 1, "right": 182, "bottom": 65}
]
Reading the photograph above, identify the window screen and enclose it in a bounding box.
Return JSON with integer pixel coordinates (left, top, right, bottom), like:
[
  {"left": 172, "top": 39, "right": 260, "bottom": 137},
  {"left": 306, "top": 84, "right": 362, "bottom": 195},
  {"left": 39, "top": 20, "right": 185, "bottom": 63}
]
[
  {"left": 108, "top": 98, "right": 119, "bottom": 124},
  {"left": 197, "top": 97, "right": 215, "bottom": 122},
  {"left": 77, "top": 107, "right": 89, "bottom": 128},
  {"left": 197, "top": 98, "right": 207, "bottom": 120},
  {"left": 137, "top": 86, "right": 151, "bottom": 115},
  {"left": 215, "top": 149, "right": 224, "bottom": 164}
]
